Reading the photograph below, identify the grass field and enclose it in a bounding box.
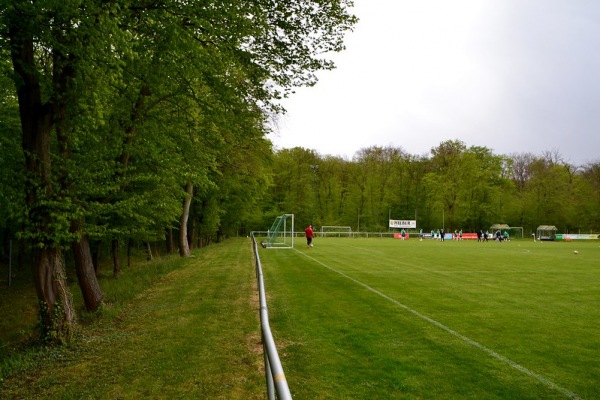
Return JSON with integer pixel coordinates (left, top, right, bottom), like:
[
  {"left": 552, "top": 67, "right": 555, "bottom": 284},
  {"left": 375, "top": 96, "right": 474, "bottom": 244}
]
[
  {"left": 258, "top": 237, "right": 600, "bottom": 399},
  {"left": 1, "top": 237, "right": 598, "bottom": 399}
]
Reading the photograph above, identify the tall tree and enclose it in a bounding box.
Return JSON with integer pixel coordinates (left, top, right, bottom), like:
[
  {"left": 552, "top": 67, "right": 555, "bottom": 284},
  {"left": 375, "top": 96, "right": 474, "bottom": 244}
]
[
  {"left": 4, "top": 2, "right": 108, "bottom": 341},
  {"left": 578, "top": 161, "right": 600, "bottom": 231},
  {"left": 520, "top": 157, "right": 572, "bottom": 230},
  {"left": 316, "top": 155, "right": 351, "bottom": 226},
  {"left": 458, "top": 146, "right": 506, "bottom": 230},
  {"left": 269, "top": 148, "right": 319, "bottom": 224},
  {"left": 423, "top": 140, "right": 468, "bottom": 230},
  {"left": 352, "top": 146, "right": 401, "bottom": 230}
]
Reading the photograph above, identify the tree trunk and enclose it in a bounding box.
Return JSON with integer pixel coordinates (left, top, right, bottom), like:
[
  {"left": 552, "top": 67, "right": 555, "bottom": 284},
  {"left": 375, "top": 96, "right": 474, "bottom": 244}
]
[
  {"left": 188, "top": 217, "right": 195, "bottom": 251},
  {"left": 9, "top": 20, "right": 76, "bottom": 342},
  {"left": 72, "top": 232, "right": 104, "bottom": 312},
  {"left": 145, "top": 242, "right": 153, "bottom": 261},
  {"left": 179, "top": 183, "right": 193, "bottom": 257},
  {"left": 33, "top": 247, "right": 76, "bottom": 343},
  {"left": 112, "top": 239, "right": 121, "bottom": 276}
]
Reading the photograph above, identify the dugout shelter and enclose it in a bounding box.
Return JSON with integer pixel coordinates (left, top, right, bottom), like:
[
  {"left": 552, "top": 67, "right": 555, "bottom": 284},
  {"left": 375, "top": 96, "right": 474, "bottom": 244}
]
[
  {"left": 536, "top": 225, "right": 558, "bottom": 241},
  {"left": 490, "top": 224, "right": 523, "bottom": 239}
]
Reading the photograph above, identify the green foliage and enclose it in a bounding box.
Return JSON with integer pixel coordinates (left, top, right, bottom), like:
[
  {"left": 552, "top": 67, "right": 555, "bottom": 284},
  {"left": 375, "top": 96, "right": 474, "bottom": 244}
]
[
  {"left": 1, "top": 0, "right": 358, "bottom": 248},
  {"left": 0, "top": 62, "right": 25, "bottom": 230},
  {"left": 267, "top": 147, "right": 320, "bottom": 226},
  {"left": 316, "top": 155, "right": 353, "bottom": 226},
  {"left": 267, "top": 143, "right": 600, "bottom": 233},
  {"left": 1, "top": 0, "right": 358, "bottom": 352}
]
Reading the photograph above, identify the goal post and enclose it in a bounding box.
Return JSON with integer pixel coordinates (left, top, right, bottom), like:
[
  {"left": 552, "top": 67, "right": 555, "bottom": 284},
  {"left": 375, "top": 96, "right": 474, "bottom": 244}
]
[
  {"left": 320, "top": 226, "right": 352, "bottom": 237},
  {"left": 263, "top": 214, "right": 295, "bottom": 249}
]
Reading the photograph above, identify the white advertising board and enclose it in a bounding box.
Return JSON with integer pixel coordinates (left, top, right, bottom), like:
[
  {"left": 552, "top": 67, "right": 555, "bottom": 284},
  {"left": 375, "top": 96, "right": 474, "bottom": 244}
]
[{"left": 389, "top": 219, "right": 416, "bottom": 229}]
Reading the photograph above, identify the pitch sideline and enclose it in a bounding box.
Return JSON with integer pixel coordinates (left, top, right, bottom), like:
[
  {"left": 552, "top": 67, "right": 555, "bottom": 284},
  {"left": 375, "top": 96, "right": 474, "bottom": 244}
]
[{"left": 296, "top": 249, "right": 581, "bottom": 400}]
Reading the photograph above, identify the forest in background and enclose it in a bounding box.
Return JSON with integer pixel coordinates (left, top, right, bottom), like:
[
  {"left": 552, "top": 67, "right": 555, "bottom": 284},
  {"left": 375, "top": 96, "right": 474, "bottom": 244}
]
[{"left": 269, "top": 142, "right": 600, "bottom": 235}]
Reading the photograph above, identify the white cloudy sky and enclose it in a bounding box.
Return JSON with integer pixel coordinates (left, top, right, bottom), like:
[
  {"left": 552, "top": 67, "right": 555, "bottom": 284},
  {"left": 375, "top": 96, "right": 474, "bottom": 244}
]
[{"left": 269, "top": 0, "right": 600, "bottom": 165}]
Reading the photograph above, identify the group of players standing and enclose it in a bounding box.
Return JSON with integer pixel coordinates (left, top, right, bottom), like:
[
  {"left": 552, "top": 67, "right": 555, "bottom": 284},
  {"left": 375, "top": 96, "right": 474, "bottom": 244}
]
[
  {"left": 417, "top": 228, "right": 509, "bottom": 242},
  {"left": 303, "top": 224, "right": 510, "bottom": 247},
  {"left": 477, "top": 230, "right": 510, "bottom": 242},
  {"left": 421, "top": 228, "right": 455, "bottom": 241}
]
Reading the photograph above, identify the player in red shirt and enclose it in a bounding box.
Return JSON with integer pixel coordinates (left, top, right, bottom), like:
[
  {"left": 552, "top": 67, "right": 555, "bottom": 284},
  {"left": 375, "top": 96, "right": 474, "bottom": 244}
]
[{"left": 305, "top": 224, "right": 314, "bottom": 248}]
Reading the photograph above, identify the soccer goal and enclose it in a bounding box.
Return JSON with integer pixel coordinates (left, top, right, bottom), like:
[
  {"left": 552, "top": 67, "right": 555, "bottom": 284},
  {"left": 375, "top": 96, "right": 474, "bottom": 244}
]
[
  {"left": 263, "top": 214, "right": 295, "bottom": 249},
  {"left": 320, "top": 226, "right": 353, "bottom": 237}
]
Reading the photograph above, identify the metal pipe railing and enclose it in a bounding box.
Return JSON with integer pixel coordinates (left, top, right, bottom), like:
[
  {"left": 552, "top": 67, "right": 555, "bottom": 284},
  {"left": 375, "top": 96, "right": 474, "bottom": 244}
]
[{"left": 251, "top": 233, "right": 293, "bottom": 400}]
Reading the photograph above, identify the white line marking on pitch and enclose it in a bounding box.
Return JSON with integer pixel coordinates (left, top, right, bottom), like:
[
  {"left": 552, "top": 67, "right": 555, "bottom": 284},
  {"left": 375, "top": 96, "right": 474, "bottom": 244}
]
[{"left": 298, "top": 250, "right": 582, "bottom": 400}]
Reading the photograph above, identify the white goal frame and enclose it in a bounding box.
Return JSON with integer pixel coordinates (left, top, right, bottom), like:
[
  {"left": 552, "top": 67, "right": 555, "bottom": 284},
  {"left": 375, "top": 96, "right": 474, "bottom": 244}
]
[{"left": 264, "top": 214, "right": 295, "bottom": 249}]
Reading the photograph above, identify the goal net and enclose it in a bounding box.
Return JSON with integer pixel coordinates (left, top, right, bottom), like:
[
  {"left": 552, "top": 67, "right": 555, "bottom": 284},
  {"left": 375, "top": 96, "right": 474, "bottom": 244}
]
[
  {"left": 320, "top": 226, "right": 352, "bottom": 237},
  {"left": 263, "top": 214, "right": 295, "bottom": 249}
]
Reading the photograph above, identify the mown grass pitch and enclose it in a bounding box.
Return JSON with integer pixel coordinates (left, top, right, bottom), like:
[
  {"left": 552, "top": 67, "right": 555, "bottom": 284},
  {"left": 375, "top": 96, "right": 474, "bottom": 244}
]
[{"left": 259, "top": 237, "right": 600, "bottom": 399}]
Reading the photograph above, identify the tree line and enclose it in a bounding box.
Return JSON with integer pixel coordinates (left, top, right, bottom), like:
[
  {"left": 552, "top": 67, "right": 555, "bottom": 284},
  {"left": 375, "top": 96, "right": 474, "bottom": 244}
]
[
  {"left": 0, "top": 0, "right": 356, "bottom": 342},
  {"left": 265, "top": 142, "right": 600, "bottom": 236}
]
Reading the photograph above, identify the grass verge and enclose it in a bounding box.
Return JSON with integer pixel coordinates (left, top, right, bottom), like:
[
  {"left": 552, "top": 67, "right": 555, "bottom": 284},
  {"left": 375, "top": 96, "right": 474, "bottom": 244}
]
[{"left": 0, "top": 238, "right": 265, "bottom": 399}]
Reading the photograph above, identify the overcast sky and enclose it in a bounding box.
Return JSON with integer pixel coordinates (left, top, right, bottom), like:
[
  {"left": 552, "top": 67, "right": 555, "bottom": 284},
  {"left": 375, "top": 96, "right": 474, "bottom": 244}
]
[{"left": 269, "top": 0, "right": 600, "bottom": 165}]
